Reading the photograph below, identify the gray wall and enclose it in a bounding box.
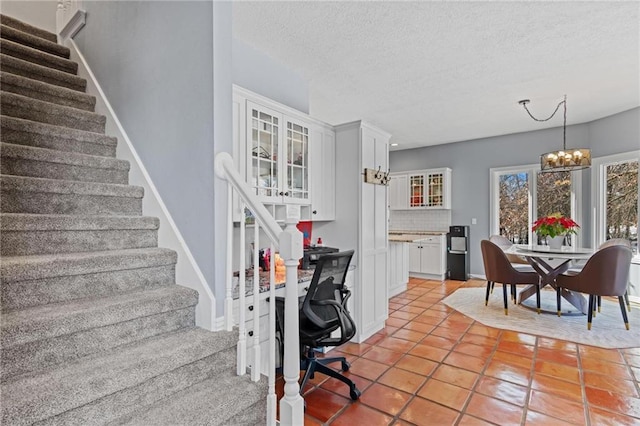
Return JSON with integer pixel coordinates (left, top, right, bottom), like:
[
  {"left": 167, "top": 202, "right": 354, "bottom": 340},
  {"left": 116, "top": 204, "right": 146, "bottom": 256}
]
[
  {"left": 232, "top": 38, "right": 309, "bottom": 113},
  {"left": 390, "top": 107, "right": 640, "bottom": 276},
  {"left": 73, "top": 1, "right": 218, "bottom": 293},
  {"left": 0, "top": 1, "right": 57, "bottom": 32}
]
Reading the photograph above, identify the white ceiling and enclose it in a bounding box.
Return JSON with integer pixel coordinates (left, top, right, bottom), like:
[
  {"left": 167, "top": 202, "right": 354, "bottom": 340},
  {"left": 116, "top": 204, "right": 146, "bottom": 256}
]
[{"left": 233, "top": 1, "right": 640, "bottom": 151}]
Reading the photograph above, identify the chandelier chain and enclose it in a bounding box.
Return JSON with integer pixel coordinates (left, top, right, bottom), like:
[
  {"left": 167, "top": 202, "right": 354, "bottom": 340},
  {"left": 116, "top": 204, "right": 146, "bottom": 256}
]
[{"left": 521, "top": 97, "right": 566, "bottom": 122}]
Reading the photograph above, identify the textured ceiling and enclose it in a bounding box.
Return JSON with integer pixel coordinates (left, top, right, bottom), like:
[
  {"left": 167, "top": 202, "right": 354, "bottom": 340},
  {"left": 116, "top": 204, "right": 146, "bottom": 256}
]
[{"left": 233, "top": 1, "right": 640, "bottom": 151}]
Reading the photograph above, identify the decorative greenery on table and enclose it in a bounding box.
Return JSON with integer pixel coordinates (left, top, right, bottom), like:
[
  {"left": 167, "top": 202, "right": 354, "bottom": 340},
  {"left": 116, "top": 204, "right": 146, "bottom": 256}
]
[{"left": 532, "top": 212, "right": 580, "bottom": 238}]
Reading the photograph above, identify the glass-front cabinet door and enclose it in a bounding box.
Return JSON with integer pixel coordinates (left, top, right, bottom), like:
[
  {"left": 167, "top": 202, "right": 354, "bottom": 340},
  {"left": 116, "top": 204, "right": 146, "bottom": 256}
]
[
  {"left": 426, "top": 172, "right": 444, "bottom": 207},
  {"left": 247, "top": 102, "right": 311, "bottom": 205},
  {"left": 284, "top": 117, "right": 309, "bottom": 203},
  {"left": 248, "top": 102, "right": 280, "bottom": 202},
  {"left": 409, "top": 173, "right": 426, "bottom": 207}
]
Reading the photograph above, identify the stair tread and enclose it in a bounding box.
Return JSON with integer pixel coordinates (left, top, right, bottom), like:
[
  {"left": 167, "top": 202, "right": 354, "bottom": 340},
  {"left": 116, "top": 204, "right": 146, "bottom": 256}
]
[
  {"left": 116, "top": 371, "right": 266, "bottom": 426},
  {"left": 1, "top": 142, "right": 127, "bottom": 170},
  {"left": 1, "top": 115, "right": 117, "bottom": 147},
  {"left": 0, "top": 327, "right": 237, "bottom": 425},
  {"left": 0, "top": 38, "right": 77, "bottom": 73},
  {"left": 0, "top": 24, "right": 70, "bottom": 58},
  {"left": 1, "top": 174, "right": 143, "bottom": 197},
  {"left": 1, "top": 91, "right": 105, "bottom": 123},
  {"left": 1, "top": 286, "right": 198, "bottom": 347},
  {"left": 0, "top": 15, "right": 58, "bottom": 43},
  {"left": 1, "top": 247, "right": 177, "bottom": 282},
  {"left": 0, "top": 213, "right": 159, "bottom": 231},
  {"left": 1, "top": 72, "right": 94, "bottom": 106},
  {"left": 0, "top": 54, "right": 86, "bottom": 91}
]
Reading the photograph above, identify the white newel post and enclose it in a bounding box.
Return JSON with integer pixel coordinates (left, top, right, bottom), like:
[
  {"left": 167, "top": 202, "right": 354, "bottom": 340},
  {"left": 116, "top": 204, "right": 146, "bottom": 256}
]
[
  {"left": 278, "top": 206, "right": 304, "bottom": 426},
  {"left": 56, "top": 0, "right": 86, "bottom": 42}
]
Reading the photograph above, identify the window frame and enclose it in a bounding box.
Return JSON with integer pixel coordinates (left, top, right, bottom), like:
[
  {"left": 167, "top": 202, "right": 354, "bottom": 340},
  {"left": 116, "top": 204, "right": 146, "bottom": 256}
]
[
  {"left": 490, "top": 164, "right": 583, "bottom": 247},
  {"left": 591, "top": 150, "right": 640, "bottom": 261}
]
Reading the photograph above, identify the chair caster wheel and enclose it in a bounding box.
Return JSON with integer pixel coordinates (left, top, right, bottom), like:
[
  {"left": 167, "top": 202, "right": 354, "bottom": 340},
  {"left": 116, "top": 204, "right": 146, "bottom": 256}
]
[
  {"left": 342, "top": 361, "right": 350, "bottom": 372},
  {"left": 349, "top": 386, "right": 361, "bottom": 400}
]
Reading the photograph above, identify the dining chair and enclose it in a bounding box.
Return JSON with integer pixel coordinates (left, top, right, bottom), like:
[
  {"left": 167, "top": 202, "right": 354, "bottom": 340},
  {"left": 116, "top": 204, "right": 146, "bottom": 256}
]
[
  {"left": 567, "top": 238, "right": 632, "bottom": 313},
  {"left": 556, "top": 245, "right": 633, "bottom": 330},
  {"left": 481, "top": 240, "right": 542, "bottom": 315},
  {"left": 487, "top": 235, "right": 535, "bottom": 297}
]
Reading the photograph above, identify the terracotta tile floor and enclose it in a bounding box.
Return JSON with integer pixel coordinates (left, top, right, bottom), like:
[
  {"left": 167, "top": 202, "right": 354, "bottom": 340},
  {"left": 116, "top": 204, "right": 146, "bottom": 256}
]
[{"left": 284, "top": 278, "right": 640, "bottom": 425}]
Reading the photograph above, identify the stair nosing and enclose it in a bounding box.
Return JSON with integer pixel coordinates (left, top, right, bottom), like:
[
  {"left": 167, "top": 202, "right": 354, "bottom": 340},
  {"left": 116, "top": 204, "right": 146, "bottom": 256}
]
[
  {"left": 1, "top": 91, "right": 105, "bottom": 124},
  {"left": 1, "top": 286, "right": 199, "bottom": 348},
  {"left": 1, "top": 71, "right": 95, "bottom": 106},
  {"left": 1, "top": 15, "right": 58, "bottom": 43},
  {"left": 0, "top": 38, "right": 77, "bottom": 73},
  {"left": 1, "top": 174, "right": 143, "bottom": 197},
  {"left": 0, "top": 116, "right": 117, "bottom": 147},
  {"left": 1, "top": 142, "right": 128, "bottom": 171},
  {"left": 0, "top": 213, "right": 159, "bottom": 231},
  {"left": 1, "top": 24, "right": 70, "bottom": 58},
  {"left": 0, "top": 54, "right": 86, "bottom": 90}
]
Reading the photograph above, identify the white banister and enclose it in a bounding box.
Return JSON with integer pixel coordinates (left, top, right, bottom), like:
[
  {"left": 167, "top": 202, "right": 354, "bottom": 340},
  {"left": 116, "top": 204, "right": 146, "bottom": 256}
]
[
  {"left": 266, "top": 242, "right": 277, "bottom": 426},
  {"left": 215, "top": 152, "right": 304, "bottom": 425},
  {"left": 237, "top": 202, "right": 247, "bottom": 376},
  {"left": 251, "top": 223, "right": 261, "bottom": 382},
  {"left": 225, "top": 188, "right": 233, "bottom": 331}
]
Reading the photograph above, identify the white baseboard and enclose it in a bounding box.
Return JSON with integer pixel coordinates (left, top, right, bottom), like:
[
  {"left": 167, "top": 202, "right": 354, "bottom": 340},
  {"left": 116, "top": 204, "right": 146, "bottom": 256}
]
[{"left": 66, "top": 39, "right": 216, "bottom": 330}]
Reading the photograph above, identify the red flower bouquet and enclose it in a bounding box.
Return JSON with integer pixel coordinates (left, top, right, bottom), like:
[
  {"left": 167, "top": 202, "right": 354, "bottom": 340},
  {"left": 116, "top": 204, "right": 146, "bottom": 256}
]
[{"left": 532, "top": 213, "right": 580, "bottom": 238}]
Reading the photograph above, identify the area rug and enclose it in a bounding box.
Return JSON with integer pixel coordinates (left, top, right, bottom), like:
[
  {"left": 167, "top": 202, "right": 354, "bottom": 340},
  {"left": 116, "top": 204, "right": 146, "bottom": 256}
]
[{"left": 442, "top": 287, "right": 640, "bottom": 349}]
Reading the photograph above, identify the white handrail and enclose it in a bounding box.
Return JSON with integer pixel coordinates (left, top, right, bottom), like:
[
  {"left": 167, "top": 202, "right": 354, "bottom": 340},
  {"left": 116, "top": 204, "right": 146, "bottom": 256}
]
[{"left": 215, "top": 152, "right": 304, "bottom": 426}]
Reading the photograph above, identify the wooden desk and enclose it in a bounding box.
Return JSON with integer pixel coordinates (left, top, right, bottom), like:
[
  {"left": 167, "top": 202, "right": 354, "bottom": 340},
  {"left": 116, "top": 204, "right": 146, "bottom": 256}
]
[{"left": 504, "top": 245, "right": 594, "bottom": 314}]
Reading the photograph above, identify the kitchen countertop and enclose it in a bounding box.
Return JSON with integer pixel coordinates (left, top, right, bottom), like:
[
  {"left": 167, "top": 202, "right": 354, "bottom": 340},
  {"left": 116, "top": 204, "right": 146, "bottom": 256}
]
[{"left": 388, "top": 230, "right": 447, "bottom": 243}]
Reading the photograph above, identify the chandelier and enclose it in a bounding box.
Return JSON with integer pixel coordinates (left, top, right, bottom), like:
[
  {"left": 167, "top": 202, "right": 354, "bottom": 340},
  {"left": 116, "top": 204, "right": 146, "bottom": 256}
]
[{"left": 518, "top": 95, "right": 591, "bottom": 172}]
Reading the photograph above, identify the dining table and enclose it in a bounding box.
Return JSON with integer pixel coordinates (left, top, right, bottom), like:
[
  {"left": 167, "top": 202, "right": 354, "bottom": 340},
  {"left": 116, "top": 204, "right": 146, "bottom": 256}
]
[{"left": 503, "top": 244, "right": 595, "bottom": 314}]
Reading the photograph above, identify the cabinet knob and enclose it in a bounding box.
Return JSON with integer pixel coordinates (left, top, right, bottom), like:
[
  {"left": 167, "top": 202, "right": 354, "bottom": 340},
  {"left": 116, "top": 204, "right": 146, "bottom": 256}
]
[
  {"left": 278, "top": 191, "right": 283, "bottom": 196},
  {"left": 312, "top": 210, "right": 317, "bottom": 215},
  {"left": 284, "top": 191, "right": 290, "bottom": 196},
  {"left": 248, "top": 330, "right": 254, "bottom": 337},
  {"left": 248, "top": 305, "right": 254, "bottom": 311}
]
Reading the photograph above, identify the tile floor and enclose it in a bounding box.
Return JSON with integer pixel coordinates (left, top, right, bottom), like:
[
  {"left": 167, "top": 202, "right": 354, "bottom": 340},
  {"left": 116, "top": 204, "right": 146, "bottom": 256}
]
[{"left": 284, "top": 278, "right": 640, "bottom": 425}]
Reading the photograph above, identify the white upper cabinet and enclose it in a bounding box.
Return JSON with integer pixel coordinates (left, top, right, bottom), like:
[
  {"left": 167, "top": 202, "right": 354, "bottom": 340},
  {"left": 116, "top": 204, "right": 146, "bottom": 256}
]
[
  {"left": 247, "top": 101, "right": 310, "bottom": 205},
  {"left": 390, "top": 168, "right": 452, "bottom": 210},
  {"left": 233, "top": 86, "right": 336, "bottom": 219},
  {"left": 389, "top": 174, "right": 408, "bottom": 210}
]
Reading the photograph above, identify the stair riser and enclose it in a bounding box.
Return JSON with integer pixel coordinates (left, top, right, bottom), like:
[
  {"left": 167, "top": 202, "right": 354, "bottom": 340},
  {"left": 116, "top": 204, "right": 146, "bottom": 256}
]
[
  {"left": 0, "top": 24, "right": 70, "bottom": 58},
  {"left": 1, "top": 158, "right": 128, "bottom": 185},
  {"left": 0, "top": 39, "right": 77, "bottom": 74},
  {"left": 0, "top": 122, "right": 117, "bottom": 157},
  {"left": 34, "top": 349, "right": 237, "bottom": 426},
  {"left": 1, "top": 15, "right": 58, "bottom": 43},
  {"left": 1, "top": 191, "right": 142, "bottom": 215},
  {"left": 2, "top": 308, "right": 195, "bottom": 381},
  {"left": 1, "top": 56, "right": 86, "bottom": 92},
  {"left": 2, "top": 288, "right": 198, "bottom": 348},
  {"left": 1, "top": 100, "right": 105, "bottom": 133},
  {"left": 1, "top": 79, "right": 95, "bottom": 111},
  {"left": 2, "top": 265, "right": 175, "bottom": 311},
  {"left": 1, "top": 229, "right": 157, "bottom": 256}
]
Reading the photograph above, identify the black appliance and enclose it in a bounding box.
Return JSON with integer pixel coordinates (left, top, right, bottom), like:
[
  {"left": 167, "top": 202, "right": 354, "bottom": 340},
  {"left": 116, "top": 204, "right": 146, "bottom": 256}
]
[
  {"left": 447, "top": 225, "right": 470, "bottom": 281},
  {"left": 300, "top": 246, "right": 339, "bottom": 270}
]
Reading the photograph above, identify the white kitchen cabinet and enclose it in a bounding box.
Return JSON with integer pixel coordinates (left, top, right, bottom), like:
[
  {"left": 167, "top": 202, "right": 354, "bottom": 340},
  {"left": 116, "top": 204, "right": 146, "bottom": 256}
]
[
  {"left": 314, "top": 120, "right": 390, "bottom": 343},
  {"left": 390, "top": 168, "right": 452, "bottom": 210},
  {"left": 389, "top": 174, "right": 408, "bottom": 210},
  {"left": 309, "top": 126, "right": 336, "bottom": 221},
  {"left": 247, "top": 101, "right": 310, "bottom": 205},
  {"left": 233, "top": 85, "right": 336, "bottom": 220},
  {"left": 389, "top": 242, "right": 409, "bottom": 297},
  {"left": 408, "top": 235, "right": 447, "bottom": 280}
]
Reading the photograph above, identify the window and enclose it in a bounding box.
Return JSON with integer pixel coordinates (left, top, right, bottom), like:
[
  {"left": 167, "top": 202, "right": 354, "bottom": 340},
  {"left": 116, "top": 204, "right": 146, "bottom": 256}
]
[
  {"left": 593, "top": 152, "right": 640, "bottom": 255},
  {"left": 490, "top": 165, "right": 580, "bottom": 246}
]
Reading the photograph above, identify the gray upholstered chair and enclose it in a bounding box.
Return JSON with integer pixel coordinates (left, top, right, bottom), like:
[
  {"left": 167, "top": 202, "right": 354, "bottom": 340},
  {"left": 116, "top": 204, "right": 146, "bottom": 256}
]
[
  {"left": 481, "top": 240, "right": 542, "bottom": 315},
  {"left": 556, "top": 245, "right": 633, "bottom": 330}
]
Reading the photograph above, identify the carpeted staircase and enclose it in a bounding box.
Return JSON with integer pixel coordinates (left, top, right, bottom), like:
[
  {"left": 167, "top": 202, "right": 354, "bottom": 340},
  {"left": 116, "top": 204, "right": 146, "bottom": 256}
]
[{"left": 0, "top": 14, "right": 266, "bottom": 425}]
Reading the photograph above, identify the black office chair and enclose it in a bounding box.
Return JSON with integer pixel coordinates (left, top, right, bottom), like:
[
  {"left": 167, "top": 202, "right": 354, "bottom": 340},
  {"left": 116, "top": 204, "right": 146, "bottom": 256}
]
[{"left": 275, "top": 250, "right": 360, "bottom": 401}]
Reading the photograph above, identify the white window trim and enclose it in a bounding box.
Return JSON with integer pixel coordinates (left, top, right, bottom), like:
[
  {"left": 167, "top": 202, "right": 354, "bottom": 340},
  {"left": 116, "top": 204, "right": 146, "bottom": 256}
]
[
  {"left": 490, "top": 164, "right": 583, "bottom": 247},
  {"left": 591, "top": 150, "right": 640, "bottom": 263}
]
